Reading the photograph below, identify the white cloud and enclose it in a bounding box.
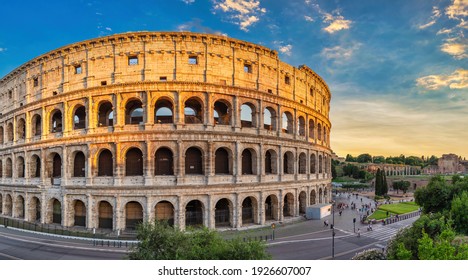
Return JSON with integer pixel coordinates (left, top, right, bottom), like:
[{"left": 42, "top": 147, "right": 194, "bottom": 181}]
[
  {"left": 323, "top": 16, "right": 352, "bottom": 33},
  {"left": 446, "top": 0, "right": 468, "bottom": 19},
  {"left": 182, "top": 0, "right": 195, "bottom": 3},
  {"left": 440, "top": 38, "right": 468, "bottom": 59},
  {"left": 304, "top": 15, "right": 314, "bottom": 22},
  {"left": 278, "top": 44, "right": 292, "bottom": 56},
  {"left": 416, "top": 69, "right": 468, "bottom": 90},
  {"left": 0, "top": 48, "right": 6, "bottom": 53},
  {"left": 177, "top": 18, "right": 228, "bottom": 36},
  {"left": 321, "top": 43, "right": 361, "bottom": 62},
  {"left": 437, "top": 28, "right": 453, "bottom": 35},
  {"left": 212, "top": 0, "right": 266, "bottom": 31},
  {"left": 105, "top": 27, "right": 112, "bottom": 31},
  {"left": 419, "top": 6, "right": 441, "bottom": 29}
]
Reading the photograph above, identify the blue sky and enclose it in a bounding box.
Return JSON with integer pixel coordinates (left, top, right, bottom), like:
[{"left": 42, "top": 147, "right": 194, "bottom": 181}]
[{"left": 0, "top": 0, "right": 466, "bottom": 158}]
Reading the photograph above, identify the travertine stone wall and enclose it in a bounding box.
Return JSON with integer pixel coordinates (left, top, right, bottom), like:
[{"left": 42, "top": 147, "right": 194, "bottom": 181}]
[{"left": 0, "top": 32, "right": 332, "bottom": 231}]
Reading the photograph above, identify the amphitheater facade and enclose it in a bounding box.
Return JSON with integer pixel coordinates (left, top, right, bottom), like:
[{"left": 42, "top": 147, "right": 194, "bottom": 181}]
[{"left": 0, "top": 32, "right": 332, "bottom": 231}]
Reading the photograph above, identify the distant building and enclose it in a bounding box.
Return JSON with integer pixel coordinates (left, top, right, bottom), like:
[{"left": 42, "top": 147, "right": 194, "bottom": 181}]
[{"left": 422, "top": 154, "right": 467, "bottom": 175}]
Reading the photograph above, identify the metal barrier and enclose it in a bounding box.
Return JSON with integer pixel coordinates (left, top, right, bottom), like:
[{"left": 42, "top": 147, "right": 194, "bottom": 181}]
[{"left": 383, "top": 210, "right": 421, "bottom": 225}]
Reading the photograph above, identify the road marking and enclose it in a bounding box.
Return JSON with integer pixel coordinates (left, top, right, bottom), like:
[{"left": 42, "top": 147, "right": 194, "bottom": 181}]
[
  {"left": 0, "top": 251, "right": 22, "bottom": 260},
  {"left": 269, "top": 232, "right": 354, "bottom": 246}
]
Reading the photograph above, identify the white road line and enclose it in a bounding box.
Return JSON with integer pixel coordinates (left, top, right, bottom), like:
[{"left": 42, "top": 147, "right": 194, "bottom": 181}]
[{"left": 0, "top": 251, "right": 22, "bottom": 260}]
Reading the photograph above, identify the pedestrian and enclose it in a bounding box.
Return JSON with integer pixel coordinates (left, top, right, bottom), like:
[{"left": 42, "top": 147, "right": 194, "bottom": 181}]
[
  {"left": 339, "top": 211, "right": 342, "bottom": 216},
  {"left": 357, "top": 228, "right": 361, "bottom": 237}
]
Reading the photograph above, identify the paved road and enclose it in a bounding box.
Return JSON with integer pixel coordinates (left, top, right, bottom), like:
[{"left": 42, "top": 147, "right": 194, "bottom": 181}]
[{"left": 0, "top": 226, "right": 128, "bottom": 260}]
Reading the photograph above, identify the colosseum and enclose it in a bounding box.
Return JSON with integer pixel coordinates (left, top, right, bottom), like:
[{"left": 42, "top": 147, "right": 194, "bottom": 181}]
[{"left": 0, "top": 31, "right": 332, "bottom": 232}]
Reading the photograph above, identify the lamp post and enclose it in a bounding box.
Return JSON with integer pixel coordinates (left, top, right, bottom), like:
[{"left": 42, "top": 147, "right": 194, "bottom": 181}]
[{"left": 331, "top": 200, "right": 335, "bottom": 259}]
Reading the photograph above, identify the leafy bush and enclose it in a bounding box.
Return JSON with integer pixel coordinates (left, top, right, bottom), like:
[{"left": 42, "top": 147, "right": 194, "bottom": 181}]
[{"left": 352, "top": 248, "right": 386, "bottom": 260}]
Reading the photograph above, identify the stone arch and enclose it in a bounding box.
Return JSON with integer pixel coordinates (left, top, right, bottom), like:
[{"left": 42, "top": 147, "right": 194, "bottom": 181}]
[
  {"left": 310, "top": 154, "right": 316, "bottom": 174},
  {"left": 240, "top": 102, "right": 256, "bottom": 128},
  {"left": 283, "top": 192, "right": 295, "bottom": 217},
  {"left": 282, "top": 111, "right": 294, "bottom": 134},
  {"left": 319, "top": 188, "right": 323, "bottom": 203},
  {"left": 215, "top": 147, "right": 232, "bottom": 175},
  {"left": 16, "top": 118, "right": 26, "bottom": 140},
  {"left": 299, "top": 191, "right": 307, "bottom": 214},
  {"left": 265, "top": 149, "right": 278, "bottom": 174},
  {"left": 97, "top": 101, "right": 114, "bottom": 127},
  {"left": 185, "top": 146, "right": 203, "bottom": 175},
  {"left": 125, "top": 147, "right": 144, "bottom": 176},
  {"left": 32, "top": 114, "right": 42, "bottom": 136},
  {"left": 73, "top": 151, "right": 86, "bottom": 177},
  {"left": 28, "top": 196, "right": 41, "bottom": 222},
  {"left": 308, "top": 119, "right": 315, "bottom": 139},
  {"left": 241, "top": 148, "right": 257, "bottom": 175},
  {"left": 50, "top": 109, "right": 63, "bottom": 133},
  {"left": 154, "top": 200, "right": 175, "bottom": 226},
  {"left": 98, "top": 149, "right": 114, "bottom": 176},
  {"left": 317, "top": 123, "right": 322, "bottom": 141},
  {"left": 283, "top": 151, "right": 294, "bottom": 174},
  {"left": 47, "top": 198, "right": 62, "bottom": 225},
  {"left": 5, "top": 158, "right": 12, "bottom": 177},
  {"left": 125, "top": 99, "right": 144, "bottom": 125},
  {"left": 30, "top": 154, "right": 41, "bottom": 178},
  {"left": 73, "top": 200, "right": 86, "bottom": 227},
  {"left": 319, "top": 155, "right": 323, "bottom": 173},
  {"left": 241, "top": 196, "right": 259, "bottom": 225},
  {"left": 297, "top": 116, "right": 305, "bottom": 136},
  {"left": 324, "top": 188, "right": 329, "bottom": 203},
  {"left": 154, "top": 97, "right": 174, "bottom": 124},
  {"left": 125, "top": 201, "right": 143, "bottom": 230},
  {"left": 16, "top": 156, "right": 25, "bottom": 178},
  {"left": 213, "top": 99, "right": 232, "bottom": 125},
  {"left": 185, "top": 199, "right": 204, "bottom": 227},
  {"left": 7, "top": 122, "right": 13, "bottom": 142},
  {"left": 298, "top": 152, "right": 307, "bottom": 174},
  {"left": 0, "top": 126, "right": 3, "bottom": 144},
  {"left": 14, "top": 195, "right": 25, "bottom": 219},
  {"left": 0, "top": 193, "right": 2, "bottom": 214},
  {"left": 265, "top": 194, "right": 279, "bottom": 221},
  {"left": 214, "top": 198, "right": 233, "bottom": 228},
  {"left": 155, "top": 147, "right": 174, "bottom": 175},
  {"left": 73, "top": 105, "right": 87, "bottom": 130},
  {"left": 263, "top": 106, "right": 277, "bottom": 131},
  {"left": 184, "top": 97, "right": 203, "bottom": 124},
  {"left": 310, "top": 189, "right": 316, "bottom": 205},
  {"left": 97, "top": 200, "right": 114, "bottom": 229},
  {"left": 49, "top": 153, "right": 62, "bottom": 178},
  {"left": 4, "top": 194, "right": 12, "bottom": 216}
]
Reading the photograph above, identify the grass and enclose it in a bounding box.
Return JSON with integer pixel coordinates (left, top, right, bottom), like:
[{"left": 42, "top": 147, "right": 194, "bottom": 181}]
[{"left": 367, "top": 201, "right": 419, "bottom": 220}]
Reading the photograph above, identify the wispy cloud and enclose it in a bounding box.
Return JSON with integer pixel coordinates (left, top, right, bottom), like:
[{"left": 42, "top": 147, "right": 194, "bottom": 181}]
[
  {"left": 440, "top": 38, "right": 468, "bottom": 59},
  {"left": 0, "top": 48, "right": 7, "bottom": 53},
  {"left": 304, "top": 0, "right": 352, "bottom": 34},
  {"left": 212, "top": 0, "right": 266, "bottom": 31},
  {"left": 321, "top": 42, "right": 361, "bottom": 62},
  {"left": 419, "top": 6, "right": 441, "bottom": 29},
  {"left": 182, "top": 0, "right": 196, "bottom": 4},
  {"left": 416, "top": 69, "right": 468, "bottom": 90},
  {"left": 177, "top": 18, "right": 227, "bottom": 36},
  {"left": 273, "top": 41, "right": 293, "bottom": 56},
  {"left": 304, "top": 15, "right": 314, "bottom": 22}
]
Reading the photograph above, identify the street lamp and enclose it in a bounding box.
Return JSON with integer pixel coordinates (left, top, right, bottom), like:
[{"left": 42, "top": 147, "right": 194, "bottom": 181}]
[{"left": 331, "top": 200, "right": 335, "bottom": 259}]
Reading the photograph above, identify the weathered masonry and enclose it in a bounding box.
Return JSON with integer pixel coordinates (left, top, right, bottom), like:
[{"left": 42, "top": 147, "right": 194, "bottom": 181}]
[{"left": 0, "top": 32, "right": 332, "bottom": 231}]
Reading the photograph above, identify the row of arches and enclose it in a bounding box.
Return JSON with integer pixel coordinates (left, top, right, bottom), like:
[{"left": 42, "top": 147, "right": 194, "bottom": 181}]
[
  {"left": 0, "top": 96, "right": 330, "bottom": 144},
  {"left": 0, "top": 187, "right": 330, "bottom": 229},
  {"left": 0, "top": 147, "right": 331, "bottom": 178}
]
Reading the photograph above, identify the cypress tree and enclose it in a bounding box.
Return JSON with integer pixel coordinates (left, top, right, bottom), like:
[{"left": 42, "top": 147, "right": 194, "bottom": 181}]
[
  {"left": 375, "top": 169, "right": 382, "bottom": 196},
  {"left": 382, "top": 171, "right": 388, "bottom": 195}
]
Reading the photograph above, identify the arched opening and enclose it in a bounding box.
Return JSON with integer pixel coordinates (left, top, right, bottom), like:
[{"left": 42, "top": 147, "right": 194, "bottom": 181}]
[
  {"left": 184, "top": 98, "right": 203, "bottom": 124},
  {"left": 97, "top": 101, "right": 113, "bottom": 127},
  {"left": 17, "top": 156, "right": 25, "bottom": 178},
  {"left": 4, "top": 194, "right": 12, "bottom": 216},
  {"left": 51, "top": 110, "right": 63, "bottom": 133},
  {"left": 125, "top": 148, "right": 143, "bottom": 176},
  {"left": 73, "top": 106, "right": 86, "bottom": 129},
  {"left": 242, "top": 149, "right": 256, "bottom": 175},
  {"left": 324, "top": 127, "right": 328, "bottom": 143},
  {"left": 310, "top": 154, "right": 316, "bottom": 174},
  {"left": 298, "top": 116, "right": 305, "bottom": 136},
  {"left": 319, "top": 188, "right": 323, "bottom": 203},
  {"left": 310, "top": 190, "right": 316, "bottom": 205},
  {"left": 17, "top": 118, "right": 26, "bottom": 140},
  {"left": 263, "top": 107, "right": 276, "bottom": 131},
  {"left": 282, "top": 112, "right": 293, "bottom": 134},
  {"left": 283, "top": 193, "right": 294, "bottom": 217},
  {"left": 32, "top": 114, "right": 42, "bottom": 136},
  {"left": 185, "top": 200, "right": 204, "bottom": 227},
  {"left": 125, "top": 201, "right": 143, "bottom": 230},
  {"left": 241, "top": 103, "right": 255, "bottom": 128},
  {"left": 265, "top": 149, "right": 278, "bottom": 174},
  {"left": 215, "top": 147, "right": 230, "bottom": 174},
  {"left": 319, "top": 155, "right": 323, "bottom": 174},
  {"left": 308, "top": 119, "right": 315, "bottom": 139},
  {"left": 154, "top": 98, "right": 173, "bottom": 124},
  {"left": 213, "top": 100, "right": 231, "bottom": 125},
  {"left": 52, "top": 199, "right": 62, "bottom": 224},
  {"left": 155, "top": 201, "right": 174, "bottom": 226},
  {"left": 7, "top": 123, "right": 13, "bottom": 141},
  {"left": 299, "top": 191, "right": 307, "bottom": 214},
  {"left": 98, "top": 201, "right": 113, "bottom": 229},
  {"left": 283, "top": 152, "right": 294, "bottom": 174},
  {"left": 324, "top": 188, "right": 329, "bottom": 203},
  {"left": 155, "top": 148, "right": 174, "bottom": 175},
  {"left": 52, "top": 153, "right": 61, "bottom": 177},
  {"left": 298, "top": 153, "right": 307, "bottom": 174},
  {"left": 5, "top": 158, "right": 12, "bottom": 177},
  {"left": 98, "top": 149, "right": 113, "bottom": 176},
  {"left": 265, "top": 195, "right": 278, "bottom": 221},
  {"left": 0, "top": 126, "right": 4, "bottom": 144},
  {"left": 74, "top": 200, "right": 86, "bottom": 227},
  {"left": 0, "top": 194, "right": 2, "bottom": 214},
  {"left": 30, "top": 155, "right": 41, "bottom": 178},
  {"left": 185, "top": 147, "right": 203, "bottom": 175},
  {"left": 73, "top": 152, "right": 86, "bottom": 177},
  {"left": 29, "top": 197, "right": 41, "bottom": 222},
  {"left": 125, "top": 99, "right": 143, "bottom": 125},
  {"left": 215, "top": 198, "right": 232, "bottom": 228},
  {"left": 16, "top": 195, "right": 25, "bottom": 219},
  {"left": 317, "top": 123, "right": 322, "bottom": 141},
  {"left": 242, "top": 197, "right": 258, "bottom": 225}
]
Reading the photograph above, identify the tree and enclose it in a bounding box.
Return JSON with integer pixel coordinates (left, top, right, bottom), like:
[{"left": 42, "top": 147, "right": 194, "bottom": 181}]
[
  {"left": 393, "top": 181, "right": 410, "bottom": 194},
  {"left": 352, "top": 248, "right": 386, "bottom": 260},
  {"left": 414, "top": 176, "right": 451, "bottom": 214},
  {"left": 382, "top": 171, "right": 388, "bottom": 195},
  {"left": 331, "top": 162, "right": 337, "bottom": 179},
  {"left": 375, "top": 169, "right": 382, "bottom": 196},
  {"left": 451, "top": 191, "right": 468, "bottom": 235},
  {"left": 372, "top": 156, "right": 385, "bottom": 164},
  {"left": 357, "top": 153, "right": 372, "bottom": 163},
  {"left": 345, "top": 154, "right": 356, "bottom": 162},
  {"left": 128, "top": 221, "right": 271, "bottom": 260}
]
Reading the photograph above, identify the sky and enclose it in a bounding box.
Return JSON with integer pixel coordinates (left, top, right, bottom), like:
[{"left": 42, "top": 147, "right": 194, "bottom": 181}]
[{"left": 0, "top": 0, "right": 466, "bottom": 158}]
